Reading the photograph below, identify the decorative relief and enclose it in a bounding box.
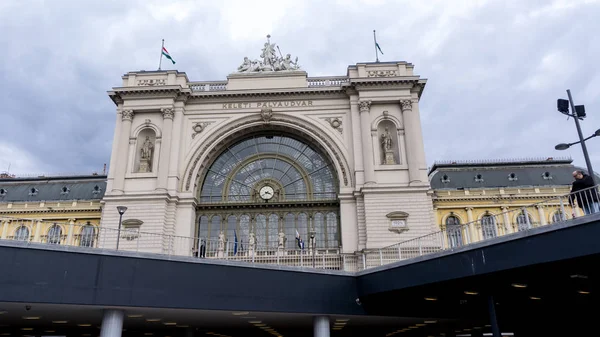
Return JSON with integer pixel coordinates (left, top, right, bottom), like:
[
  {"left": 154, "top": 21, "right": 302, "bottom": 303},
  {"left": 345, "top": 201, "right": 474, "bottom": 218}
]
[
  {"left": 260, "top": 107, "right": 273, "bottom": 124},
  {"left": 161, "top": 107, "right": 174, "bottom": 120},
  {"left": 358, "top": 100, "right": 371, "bottom": 113},
  {"left": 137, "top": 79, "right": 166, "bottom": 86},
  {"left": 122, "top": 109, "right": 134, "bottom": 121},
  {"left": 400, "top": 100, "right": 412, "bottom": 111},
  {"left": 325, "top": 117, "right": 343, "bottom": 134},
  {"left": 367, "top": 70, "right": 398, "bottom": 77},
  {"left": 191, "top": 122, "right": 214, "bottom": 139},
  {"left": 237, "top": 34, "right": 300, "bottom": 73}
]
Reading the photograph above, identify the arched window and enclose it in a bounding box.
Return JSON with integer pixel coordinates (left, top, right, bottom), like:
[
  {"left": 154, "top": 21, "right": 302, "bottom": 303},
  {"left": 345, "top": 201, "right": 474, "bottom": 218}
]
[
  {"left": 551, "top": 211, "right": 565, "bottom": 223},
  {"left": 14, "top": 225, "right": 30, "bottom": 241},
  {"left": 47, "top": 224, "right": 62, "bottom": 244},
  {"left": 481, "top": 214, "right": 497, "bottom": 239},
  {"left": 80, "top": 224, "right": 96, "bottom": 247},
  {"left": 445, "top": 215, "right": 462, "bottom": 248},
  {"left": 516, "top": 212, "right": 533, "bottom": 231}
]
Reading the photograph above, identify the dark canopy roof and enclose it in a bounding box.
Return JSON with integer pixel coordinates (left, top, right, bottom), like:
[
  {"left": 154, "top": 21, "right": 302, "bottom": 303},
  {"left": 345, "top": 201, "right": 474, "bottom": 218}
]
[{"left": 0, "top": 175, "right": 106, "bottom": 202}]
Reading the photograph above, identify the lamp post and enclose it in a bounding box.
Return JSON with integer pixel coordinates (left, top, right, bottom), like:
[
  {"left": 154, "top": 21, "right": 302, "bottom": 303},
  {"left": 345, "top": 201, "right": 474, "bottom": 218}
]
[
  {"left": 556, "top": 90, "right": 596, "bottom": 184},
  {"left": 309, "top": 231, "right": 316, "bottom": 268},
  {"left": 116, "top": 206, "right": 127, "bottom": 250}
]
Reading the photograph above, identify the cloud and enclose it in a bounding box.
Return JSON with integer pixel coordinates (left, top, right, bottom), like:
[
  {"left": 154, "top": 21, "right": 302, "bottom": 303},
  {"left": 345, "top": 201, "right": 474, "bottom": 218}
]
[{"left": 1, "top": 0, "right": 600, "bottom": 176}]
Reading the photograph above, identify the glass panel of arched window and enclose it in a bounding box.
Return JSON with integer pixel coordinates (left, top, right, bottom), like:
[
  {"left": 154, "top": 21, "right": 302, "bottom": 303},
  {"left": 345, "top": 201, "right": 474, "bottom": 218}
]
[
  {"left": 239, "top": 214, "right": 250, "bottom": 246},
  {"left": 314, "top": 212, "right": 325, "bottom": 248},
  {"left": 552, "top": 211, "right": 564, "bottom": 223},
  {"left": 255, "top": 214, "right": 267, "bottom": 248},
  {"left": 268, "top": 214, "right": 279, "bottom": 248},
  {"left": 14, "top": 225, "right": 29, "bottom": 241},
  {"left": 516, "top": 213, "right": 533, "bottom": 231},
  {"left": 199, "top": 135, "right": 337, "bottom": 203},
  {"left": 297, "top": 213, "right": 308, "bottom": 244},
  {"left": 47, "top": 224, "right": 62, "bottom": 244},
  {"left": 481, "top": 215, "right": 497, "bottom": 240},
  {"left": 445, "top": 215, "right": 462, "bottom": 248},
  {"left": 284, "top": 213, "right": 296, "bottom": 249},
  {"left": 80, "top": 224, "right": 96, "bottom": 247},
  {"left": 210, "top": 215, "right": 221, "bottom": 241},
  {"left": 326, "top": 212, "right": 339, "bottom": 248},
  {"left": 226, "top": 215, "right": 237, "bottom": 246}
]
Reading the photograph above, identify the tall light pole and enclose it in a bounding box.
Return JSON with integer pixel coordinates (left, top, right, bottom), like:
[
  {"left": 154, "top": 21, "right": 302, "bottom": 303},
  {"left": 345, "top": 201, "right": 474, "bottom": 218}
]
[
  {"left": 116, "top": 206, "right": 127, "bottom": 250},
  {"left": 557, "top": 90, "right": 596, "bottom": 184}
]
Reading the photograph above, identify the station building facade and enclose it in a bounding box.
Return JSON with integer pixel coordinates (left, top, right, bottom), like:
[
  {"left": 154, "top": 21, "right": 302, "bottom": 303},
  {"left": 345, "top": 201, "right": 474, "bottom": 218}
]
[{"left": 100, "top": 38, "right": 434, "bottom": 258}]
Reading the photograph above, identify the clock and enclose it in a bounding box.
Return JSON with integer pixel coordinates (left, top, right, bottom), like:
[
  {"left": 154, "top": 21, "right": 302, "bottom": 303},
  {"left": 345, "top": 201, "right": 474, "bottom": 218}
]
[{"left": 259, "top": 186, "right": 274, "bottom": 200}]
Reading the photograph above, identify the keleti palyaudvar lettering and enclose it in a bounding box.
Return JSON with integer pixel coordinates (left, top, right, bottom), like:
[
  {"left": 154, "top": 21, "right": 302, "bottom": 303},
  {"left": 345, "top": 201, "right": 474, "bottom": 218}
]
[{"left": 223, "top": 101, "right": 313, "bottom": 109}]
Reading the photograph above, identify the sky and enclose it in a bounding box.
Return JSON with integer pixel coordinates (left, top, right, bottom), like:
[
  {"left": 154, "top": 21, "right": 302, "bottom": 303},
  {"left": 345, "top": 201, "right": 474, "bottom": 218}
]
[{"left": 1, "top": 0, "right": 600, "bottom": 176}]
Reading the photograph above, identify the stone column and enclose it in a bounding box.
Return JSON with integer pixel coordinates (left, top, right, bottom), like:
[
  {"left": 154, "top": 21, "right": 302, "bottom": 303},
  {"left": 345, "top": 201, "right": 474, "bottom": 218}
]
[
  {"left": 113, "top": 110, "right": 134, "bottom": 192},
  {"left": 400, "top": 100, "right": 427, "bottom": 184},
  {"left": 358, "top": 101, "right": 375, "bottom": 185},
  {"left": 313, "top": 316, "right": 330, "bottom": 337},
  {"left": 99, "top": 309, "right": 124, "bottom": 337},
  {"left": 157, "top": 107, "right": 174, "bottom": 191},
  {"left": 501, "top": 207, "right": 512, "bottom": 234},
  {"left": 66, "top": 218, "right": 75, "bottom": 246},
  {"left": 537, "top": 205, "right": 546, "bottom": 227},
  {"left": 168, "top": 106, "right": 185, "bottom": 191},
  {"left": 340, "top": 196, "right": 358, "bottom": 253},
  {"left": 350, "top": 97, "right": 364, "bottom": 186},
  {"left": 466, "top": 208, "right": 476, "bottom": 243},
  {"left": 1, "top": 220, "right": 9, "bottom": 239},
  {"left": 34, "top": 220, "right": 43, "bottom": 242}
]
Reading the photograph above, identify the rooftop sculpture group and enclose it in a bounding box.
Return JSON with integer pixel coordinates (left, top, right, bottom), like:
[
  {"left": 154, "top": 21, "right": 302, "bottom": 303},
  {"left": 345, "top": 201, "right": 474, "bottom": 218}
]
[{"left": 237, "top": 35, "right": 300, "bottom": 73}]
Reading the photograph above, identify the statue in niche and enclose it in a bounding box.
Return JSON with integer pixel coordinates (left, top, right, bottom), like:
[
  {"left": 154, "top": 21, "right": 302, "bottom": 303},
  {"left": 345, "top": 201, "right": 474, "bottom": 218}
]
[
  {"left": 139, "top": 136, "right": 154, "bottom": 172},
  {"left": 381, "top": 127, "right": 396, "bottom": 165},
  {"left": 278, "top": 231, "right": 286, "bottom": 249}
]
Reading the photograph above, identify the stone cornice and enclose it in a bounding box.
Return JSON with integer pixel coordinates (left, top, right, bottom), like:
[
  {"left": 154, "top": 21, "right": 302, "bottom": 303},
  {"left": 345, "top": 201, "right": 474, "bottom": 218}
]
[
  {"left": 0, "top": 208, "right": 101, "bottom": 215},
  {"left": 188, "top": 87, "right": 347, "bottom": 100},
  {"left": 108, "top": 86, "right": 191, "bottom": 106},
  {"left": 432, "top": 194, "right": 565, "bottom": 202}
]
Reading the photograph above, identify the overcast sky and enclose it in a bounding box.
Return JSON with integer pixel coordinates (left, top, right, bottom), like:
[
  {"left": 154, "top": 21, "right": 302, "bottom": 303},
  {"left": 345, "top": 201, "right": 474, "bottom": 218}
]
[{"left": 1, "top": 0, "right": 599, "bottom": 176}]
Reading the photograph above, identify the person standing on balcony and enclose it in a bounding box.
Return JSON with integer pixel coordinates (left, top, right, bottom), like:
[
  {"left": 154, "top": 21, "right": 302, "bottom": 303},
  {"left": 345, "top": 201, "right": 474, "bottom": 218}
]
[{"left": 569, "top": 170, "right": 599, "bottom": 215}]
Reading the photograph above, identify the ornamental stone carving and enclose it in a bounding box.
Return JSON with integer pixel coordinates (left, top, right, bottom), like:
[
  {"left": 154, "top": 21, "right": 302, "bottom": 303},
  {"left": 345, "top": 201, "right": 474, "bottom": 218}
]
[
  {"left": 325, "top": 117, "right": 343, "bottom": 134},
  {"left": 358, "top": 101, "right": 371, "bottom": 113},
  {"left": 191, "top": 122, "right": 206, "bottom": 138},
  {"left": 122, "top": 109, "right": 134, "bottom": 121},
  {"left": 137, "top": 79, "right": 166, "bottom": 86},
  {"left": 260, "top": 107, "right": 273, "bottom": 124},
  {"left": 400, "top": 100, "right": 412, "bottom": 111},
  {"left": 367, "top": 70, "right": 398, "bottom": 77},
  {"left": 236, "top": 35, "right": 300, "bottom": 73},
  {"left": 161, "top": 108, "right": 174, "bottom": 120}
]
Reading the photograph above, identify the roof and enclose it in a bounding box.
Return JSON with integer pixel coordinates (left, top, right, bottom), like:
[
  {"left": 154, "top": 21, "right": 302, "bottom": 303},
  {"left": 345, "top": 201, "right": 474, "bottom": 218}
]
[
  {"left": 428, "top": 158, "right": 577, "bottom": 189},
  {"left": 0, "top": 175, "right": 107, "bottom": 202}
]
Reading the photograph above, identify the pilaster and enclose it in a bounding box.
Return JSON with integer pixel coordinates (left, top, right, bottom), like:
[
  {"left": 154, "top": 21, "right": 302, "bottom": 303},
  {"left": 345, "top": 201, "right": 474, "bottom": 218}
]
[
  {"left": 157, "top": 107, "right": 174, "bottom": 191},
  {"left": 350, "top": 96, "right": 364, "bottom": 186},
  {"left": 359, "top": 100, "right": 375, "bottom": 185},
  {"left": 401, "top": 99, "right": 427, "bottom": 184},
  {"left": 112, "top": 109, "right": 135, "bottom": 193}
]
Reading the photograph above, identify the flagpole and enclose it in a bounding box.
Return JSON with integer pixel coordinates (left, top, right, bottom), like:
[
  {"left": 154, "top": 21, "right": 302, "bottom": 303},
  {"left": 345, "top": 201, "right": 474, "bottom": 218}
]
[
  {"left": 158, "top": 39, "right": 164, "bottom": 71},
  {"left": 373, "top": 30, "right": 379, "bottom": 62}
]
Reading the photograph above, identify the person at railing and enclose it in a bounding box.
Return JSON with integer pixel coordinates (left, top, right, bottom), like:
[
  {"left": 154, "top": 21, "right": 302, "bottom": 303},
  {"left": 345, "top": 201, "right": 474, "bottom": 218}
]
[{"left": 569, "top": 170, "right": 599, "bottom": 215}]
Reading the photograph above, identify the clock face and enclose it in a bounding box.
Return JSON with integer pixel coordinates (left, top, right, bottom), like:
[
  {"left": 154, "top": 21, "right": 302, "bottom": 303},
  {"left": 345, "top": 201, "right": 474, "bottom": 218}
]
[{"left": 259, "top": 186, "right": 274, "bottom": 200}]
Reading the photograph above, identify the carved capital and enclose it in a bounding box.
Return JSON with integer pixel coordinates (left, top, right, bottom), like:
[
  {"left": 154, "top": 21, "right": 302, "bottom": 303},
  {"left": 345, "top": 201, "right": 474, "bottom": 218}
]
[
  {"left": 122, "top": 109, "right": 134, "bottom": 121},
  {"left": 161, "top": 108, "right": 174, "bottom": 120},
  {"left": 358, "top": 100, "right": 371, "bottom": 113},
  {"left": 400, "top": 100, "right": 412, "bottom": 112},
  {"left": 67, "top": 218, "right": 76, "bottom": 224},
  {"left": 465, "top": 207, "right": 473, "bottom": 212}
]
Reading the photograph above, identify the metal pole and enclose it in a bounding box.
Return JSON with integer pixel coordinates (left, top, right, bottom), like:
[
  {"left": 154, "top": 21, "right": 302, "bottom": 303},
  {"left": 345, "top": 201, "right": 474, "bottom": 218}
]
[
  {"left": 567, "top": 89, "right": 596, "bottom": 184},
  {"left": 487, "top": 295, "right": 501, "bottom": 337},
  {"left": 373, "top": 30, "right": 379, "bottom": 62},
  {"left": 158, "top": 39, "right": 164, "bottom": 71},
  {"left": 116, "top": 213, "right": 123, "bottom": 250}
]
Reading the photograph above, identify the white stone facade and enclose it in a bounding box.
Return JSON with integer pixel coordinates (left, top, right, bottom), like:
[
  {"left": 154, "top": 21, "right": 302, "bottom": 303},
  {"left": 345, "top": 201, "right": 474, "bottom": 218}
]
[{"left": 101, "top": 48, "right": 434, "bottom": 255}]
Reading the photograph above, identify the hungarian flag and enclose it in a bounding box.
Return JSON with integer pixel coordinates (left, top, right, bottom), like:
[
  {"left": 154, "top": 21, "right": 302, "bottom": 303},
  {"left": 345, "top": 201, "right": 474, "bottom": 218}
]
[
  {"left": 162, "top": 47, "right": 176, "bottom": 64},
  {"left": 295, "top": 229, "right": 304, "bottom": 250}
]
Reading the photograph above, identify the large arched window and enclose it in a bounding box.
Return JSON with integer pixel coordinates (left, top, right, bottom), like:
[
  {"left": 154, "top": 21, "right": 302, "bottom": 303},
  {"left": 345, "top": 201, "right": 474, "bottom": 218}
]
[
  {"left": 445, "top": 215, "right": 462, "bottom": 248},
  {"left": 197, "top": 134, "right": 340, "bottom": 251},
  {"left": 47, "top": 224, "right": 62, "bottom": 244},
  {"left": 80, "top": 223, "right": 96, "bottom": 247},
  {"left": 481, "top": 214, "right": 497, "bottom": 239},
  {"left": 516, "top": 212, "right": 534, "bottom": 231},
  {"left": 14, "top": 225, "right": 30, "bottom": 241}
]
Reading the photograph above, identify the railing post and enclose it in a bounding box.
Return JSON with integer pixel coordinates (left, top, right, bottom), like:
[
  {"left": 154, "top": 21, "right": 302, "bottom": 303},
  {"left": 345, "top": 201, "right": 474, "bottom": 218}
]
[
  {"left": 398, "top": 245, "right": 402, "bottom": 260},
  {"left": 362, "top": 253, "right": 366, "bottom": 270},
  {"left": 379, "top": 250, "right": 383, "bottom": 266},
  {"left": 418, "top": 238, "right": 423, "bottom": 256}
]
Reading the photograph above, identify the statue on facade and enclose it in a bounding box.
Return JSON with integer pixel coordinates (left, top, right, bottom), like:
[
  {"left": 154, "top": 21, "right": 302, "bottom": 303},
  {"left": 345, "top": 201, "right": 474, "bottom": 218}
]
[
  {"left": 217, "top": 231, "right": 226, "bottom": 257},
  {"left": 381, "top": 127, "right": 396, "bottom": 165},
  {"left": 278, "top": 231, "right": 286, "bottom": 249},
  {"left": 139, "top": 136, "right": 154, "bottom": 172},
  {"left": 248, "top": 232, "right": 256, "bottom": 256},
  {"left": 236, "top": 35, "right": 301, "bottom": 73}
]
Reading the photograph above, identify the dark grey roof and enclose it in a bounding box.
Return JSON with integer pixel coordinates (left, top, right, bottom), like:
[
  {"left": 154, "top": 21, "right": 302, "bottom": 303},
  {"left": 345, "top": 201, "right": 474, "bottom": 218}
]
[
  {"left": 0, "top": 175, "right": 106, "bottom": 202},
  {"left": 429, "top": 161, "right": 577, "bottom": 189}
]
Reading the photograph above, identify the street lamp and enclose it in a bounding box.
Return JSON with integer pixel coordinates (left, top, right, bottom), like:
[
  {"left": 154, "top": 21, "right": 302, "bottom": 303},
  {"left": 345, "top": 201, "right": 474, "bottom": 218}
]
[
  {"left": 555, "top": 129, "right": 600, "bottom": 151},
  {"left": 309, "top": 231, "right": 316, "bottom": 268},
  {"left": 556, "top": 90, "right": 596, "bottom": 184},
  {"left": 116, "top": 206, "right": 127, "bottom": 250}
]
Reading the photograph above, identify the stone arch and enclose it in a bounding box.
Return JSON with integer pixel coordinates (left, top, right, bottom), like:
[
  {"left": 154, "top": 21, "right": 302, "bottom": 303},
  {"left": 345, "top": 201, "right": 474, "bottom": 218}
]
[
  {"left": 182, "top": 113, "right": 352, "bottom": 194},
  {"left": 441, "top": 212, "right": 464, "bottom": 228},
  {"left": 132, "top": 122, "right": 162, "bottom": 139}
]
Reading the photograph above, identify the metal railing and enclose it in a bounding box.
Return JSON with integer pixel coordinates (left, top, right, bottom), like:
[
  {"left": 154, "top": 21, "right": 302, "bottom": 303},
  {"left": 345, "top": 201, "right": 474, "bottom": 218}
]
[{"left": 1, "top": 186, "right": 598, "bottom": 272}]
